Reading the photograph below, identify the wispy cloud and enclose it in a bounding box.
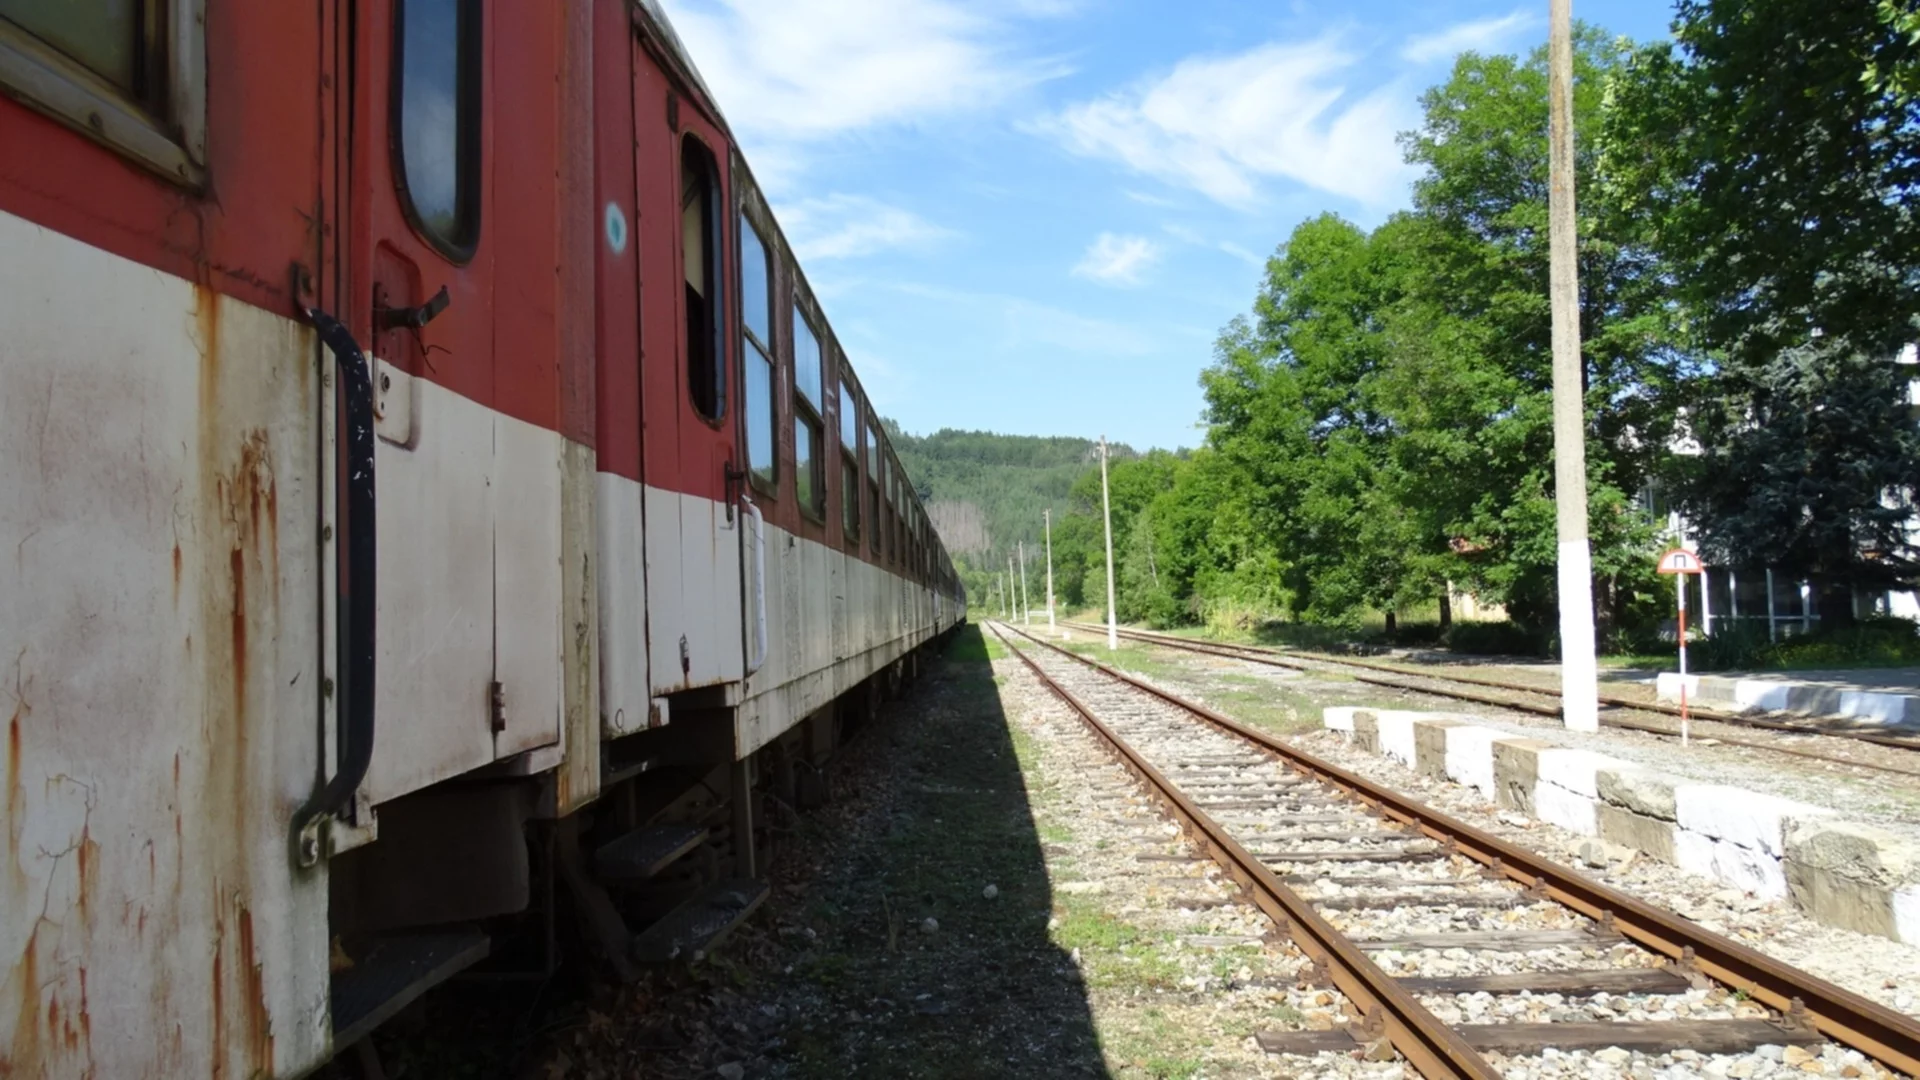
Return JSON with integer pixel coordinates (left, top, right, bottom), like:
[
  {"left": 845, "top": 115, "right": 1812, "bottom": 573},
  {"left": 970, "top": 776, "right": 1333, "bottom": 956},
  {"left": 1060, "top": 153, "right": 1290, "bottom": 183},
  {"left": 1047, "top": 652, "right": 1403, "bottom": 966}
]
[
  {"left": 887, "top": 281, "right": 1160, "bottom": 356},
  {"left": 1029, "top": 38, "right": 1418, "bottom": 210},
  {"left": 1217, "top": 241, "right": 1265, "bottom": 267},
  {"left": 778, "top": 195, "right": 954, "bottom": 260},
  {"left": 1073, "top": 233, "right": 1160, "bottom": 285},
  {"left": 661, "top": 0, "right": 1067, "bottom": 191},
  {"left": 1400, "top": 11, "right": 1534, "bottom": 64}
]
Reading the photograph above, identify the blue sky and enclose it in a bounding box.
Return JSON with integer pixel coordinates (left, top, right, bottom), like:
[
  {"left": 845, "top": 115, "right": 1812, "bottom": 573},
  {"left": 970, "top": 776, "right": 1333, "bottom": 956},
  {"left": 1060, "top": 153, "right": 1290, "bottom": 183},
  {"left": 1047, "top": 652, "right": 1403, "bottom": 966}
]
[{"left": 662, "top": 0, "right": 1679, "bottom": 452}]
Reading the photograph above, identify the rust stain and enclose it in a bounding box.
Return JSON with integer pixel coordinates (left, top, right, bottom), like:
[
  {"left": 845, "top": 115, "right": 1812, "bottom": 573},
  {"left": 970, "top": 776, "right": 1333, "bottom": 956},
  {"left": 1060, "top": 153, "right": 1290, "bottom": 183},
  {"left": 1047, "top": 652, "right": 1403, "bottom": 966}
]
[
  {"left": 211, "top": 911, "right": 224, "bottom": 1080},
  {"left": 229, "top": 547, "right": 247, "bottom": 721},
  {"left": 8, "top": 929, "right": 40, "bottom": 1072},
  {"left": 172, "top": 543, "right": 183, "bottom": 605},
  {"left": 237, "top": 906, "right": 273, "bottom": 1071},
  {"left": 6, "top": 710, "right": 19, "bottom": 830}
]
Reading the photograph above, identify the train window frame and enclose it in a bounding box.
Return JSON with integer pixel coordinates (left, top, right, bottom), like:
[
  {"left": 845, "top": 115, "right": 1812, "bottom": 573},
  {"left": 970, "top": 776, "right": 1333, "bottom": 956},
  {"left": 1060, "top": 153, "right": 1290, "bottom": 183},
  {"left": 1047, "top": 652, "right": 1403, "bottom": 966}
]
[
  {"left": 0, "top": 0, "right": 206, "bottom": 186},
  {"left": 391, "top": 0, "right": 483, "bottom": 262},
  {"left": 791, "top": 300, "right": 826, "bottom": 522},
  {"left": 738, "top": 209, "right": 778, "bottom": 495},
  {"left": 681, "top": 134, "right": 729, "bottom": 424},
  {"left": 839, "top": 371, "right": 861, "bottom": 543}
]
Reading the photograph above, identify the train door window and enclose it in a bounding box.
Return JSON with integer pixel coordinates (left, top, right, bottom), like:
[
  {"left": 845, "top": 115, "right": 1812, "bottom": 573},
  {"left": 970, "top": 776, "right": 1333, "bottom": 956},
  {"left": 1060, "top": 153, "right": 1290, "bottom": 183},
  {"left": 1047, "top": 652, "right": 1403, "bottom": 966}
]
[
  {"left": 840, "top": 374, "right": 861, "bottom": 541},
  {"left": 0, "top": 0, "right": 206, "bottom": 182},
  {"left": 394, "top": 0, "right": 481, "bottom": 257},
  {"left": 682, "top": 136, "right": 726, "bottom": 421},
  {"left": 791, "top": 303, "right": 825, "bottom": 519},
  {"left": 740, "top": 213, "right": 776, "bottom": 490},
  {"left": 867, "top": 418, "right": 881, "bottom": 555}
]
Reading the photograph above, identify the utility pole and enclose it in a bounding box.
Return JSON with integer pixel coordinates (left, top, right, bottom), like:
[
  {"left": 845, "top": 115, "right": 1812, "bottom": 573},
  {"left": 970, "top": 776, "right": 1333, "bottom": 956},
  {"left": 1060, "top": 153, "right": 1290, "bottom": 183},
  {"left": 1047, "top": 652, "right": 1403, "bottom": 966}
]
[
  {"left": 1549, "top": 0, "right": 1599, "bottom": 732},
  {"left": 1044, "top": 509, "right": 1056, "bottom": 633},
  {"left": 1007, "top": 555, "right": 1016, "bottom": 624},
  {"left": 1100, "top": 436, "right": 1118, "bottom": 651},
  {"left": 1018, "top": 541, "right": 1030, "bottom": 627}
]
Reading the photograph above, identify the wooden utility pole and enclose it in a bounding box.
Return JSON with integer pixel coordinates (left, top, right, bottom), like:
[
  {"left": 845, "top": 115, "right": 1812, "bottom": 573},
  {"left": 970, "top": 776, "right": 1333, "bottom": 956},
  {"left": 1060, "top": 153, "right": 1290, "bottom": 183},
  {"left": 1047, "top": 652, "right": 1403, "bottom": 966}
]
[
  {"left": 1549, "top": 0, "right": 1600, "bottom": 732},
  {"left": 1044, "top": 509, "right": 1056, "bottom": 633},
  {"left": 1100, "top": 436, "right": 1118, "bottom": 651}
]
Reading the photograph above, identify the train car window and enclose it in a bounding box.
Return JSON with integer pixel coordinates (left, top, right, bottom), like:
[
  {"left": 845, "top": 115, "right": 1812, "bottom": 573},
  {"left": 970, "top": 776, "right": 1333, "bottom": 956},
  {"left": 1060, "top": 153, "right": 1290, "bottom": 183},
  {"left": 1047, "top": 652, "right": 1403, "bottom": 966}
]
[
  {"left": 395, "top": 0, "right": 481, "bottom": 258},
  {"left": 0, "top": 0, "right": 206, "bottom": 183},
  {"left": 682, "top": 136, "right": 726, "bottom": 421},
  {"left": 791, "top": 303, "right": 825, "bottom": 518},
  {"left": 740, "top": 214, "right": 776, "bottom": 489},
  {"left": 840, "top": 376, "right": 860, "bottom": 541},
  {"left": 866, "top": 418, "right": 881, "bottom": 554}
]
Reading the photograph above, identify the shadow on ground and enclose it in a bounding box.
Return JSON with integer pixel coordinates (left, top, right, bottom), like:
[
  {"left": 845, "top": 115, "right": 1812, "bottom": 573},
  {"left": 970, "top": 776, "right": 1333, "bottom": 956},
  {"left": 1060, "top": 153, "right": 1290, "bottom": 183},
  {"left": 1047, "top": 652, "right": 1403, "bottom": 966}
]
[
  {"left": 745, "top": 622, "right": 1109, "bottom": 1077},
  {"left": 339, "top": 624, "right": 1111, "bottom": 1079}
]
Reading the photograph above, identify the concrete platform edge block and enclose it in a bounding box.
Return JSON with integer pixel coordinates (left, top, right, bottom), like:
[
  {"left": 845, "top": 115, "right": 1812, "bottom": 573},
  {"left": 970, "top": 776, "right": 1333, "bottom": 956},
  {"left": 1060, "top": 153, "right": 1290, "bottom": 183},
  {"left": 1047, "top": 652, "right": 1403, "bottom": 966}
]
[
  {"left": 1491, "top": 738, "right": 1552, "bottom": 814},
  {"left": 1674, "top": 785, "right": 1829, "bottom": 859},
  {"left": 1443, "top": 726, "right": 1501, "bottom": 801},
  {"left": 1322, "top": 706, "right": 1359, "bottom": 733},
  {"left": 1535, "top": 747, "right": 1610, "bottom": 799},
  {"left": 1896, "top": 886, "right": 1920, "bottom": 945},
  {"left": 1676, "top": 828, "right": 1789, "bottom": 900},
  {"left": 1352, "top": 710, "right": 1380, "bottom": 753},
  {"left": 1412, "top": 719, "right": 1463, "bottom": 781},
  {"left": 1334, "top": 703, "right": 1915, "bottom": 941},
  {"left": 1597, "top": 803, "right": 1677, "bottom": 863},
  {"left": 1595, "top": 765, "right": 1679, "bottom": 822},
  {"left": 1532, "top": 780, "right": 1599, "bottom": 837},
  {"left": 1376, "top": 712, "right": 1419, "bottom": 769}
]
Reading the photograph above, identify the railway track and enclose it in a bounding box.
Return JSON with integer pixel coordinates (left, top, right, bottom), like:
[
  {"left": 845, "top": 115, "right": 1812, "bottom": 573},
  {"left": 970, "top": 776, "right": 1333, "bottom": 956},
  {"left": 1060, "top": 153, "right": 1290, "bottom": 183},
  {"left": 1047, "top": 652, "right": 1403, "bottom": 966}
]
[
  {"left": 1058, "top": 619, "right": 1920, "bottom": 781},
  {"left": 990, "top": 620, "right": 1920, "bottom": 1078}
]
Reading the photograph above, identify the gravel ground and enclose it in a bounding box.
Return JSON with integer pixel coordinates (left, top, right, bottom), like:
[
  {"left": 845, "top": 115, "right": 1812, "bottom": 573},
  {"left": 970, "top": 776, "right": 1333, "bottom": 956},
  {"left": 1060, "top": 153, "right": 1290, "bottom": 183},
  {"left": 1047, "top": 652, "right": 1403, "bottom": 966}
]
[
  {"left": 1054, "top": 634, "right": 1920, "bottom": 1023},
  {"left": 1079, "top": 635, "right": 1920, "bottom": 835}
]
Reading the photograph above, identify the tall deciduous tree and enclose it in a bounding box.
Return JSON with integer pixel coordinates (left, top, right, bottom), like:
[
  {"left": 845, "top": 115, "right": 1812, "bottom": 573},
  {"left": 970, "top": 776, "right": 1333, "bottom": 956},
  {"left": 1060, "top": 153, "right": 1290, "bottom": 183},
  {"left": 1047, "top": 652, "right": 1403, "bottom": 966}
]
[{"left": 1603, "top": 0, "right": 1920, "bottom": 619}]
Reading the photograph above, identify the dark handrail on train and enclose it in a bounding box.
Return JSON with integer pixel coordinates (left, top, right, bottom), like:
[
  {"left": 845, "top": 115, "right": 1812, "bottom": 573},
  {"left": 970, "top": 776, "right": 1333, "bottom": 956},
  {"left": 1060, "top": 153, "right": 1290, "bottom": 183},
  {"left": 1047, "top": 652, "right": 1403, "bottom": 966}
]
[{"left": 293, "top": 306, "right": 378, "bottom": 866}]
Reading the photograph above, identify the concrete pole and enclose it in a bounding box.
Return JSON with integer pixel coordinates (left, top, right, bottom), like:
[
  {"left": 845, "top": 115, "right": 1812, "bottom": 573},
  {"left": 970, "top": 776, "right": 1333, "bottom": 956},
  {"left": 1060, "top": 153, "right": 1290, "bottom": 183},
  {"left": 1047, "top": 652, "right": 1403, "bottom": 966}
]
[
  {"left": 1548, "top": 0, "right": 1600, "bottom": 732},
  {"left": 1100, "top": 436, "right": 1118, "bottom": 651},
  {"left": 1008, "top": 556, "right": 1017, "bottom": 623},
  {"left": 1018, "top": 541, "right": 1030, "bottom": 627},
  {"left": 1044, "top": 509, "right": 1056, "bottom": 633}
]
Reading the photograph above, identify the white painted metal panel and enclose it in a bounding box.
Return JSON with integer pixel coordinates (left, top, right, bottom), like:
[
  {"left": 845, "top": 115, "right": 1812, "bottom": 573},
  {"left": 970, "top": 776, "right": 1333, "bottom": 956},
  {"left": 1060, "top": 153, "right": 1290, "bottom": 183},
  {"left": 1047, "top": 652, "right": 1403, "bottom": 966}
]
[
  {"left": 596, "top": 471, "right": 652, "bottom": 736},
  {"left": 367, "top": 371, "right": 496, "bottom": 802},
  {"left": 0, "top": 211, "right": 330, "bottom": 1077},
  {"left": 493, "top": 413, "right": 564, "bottom": 757}
]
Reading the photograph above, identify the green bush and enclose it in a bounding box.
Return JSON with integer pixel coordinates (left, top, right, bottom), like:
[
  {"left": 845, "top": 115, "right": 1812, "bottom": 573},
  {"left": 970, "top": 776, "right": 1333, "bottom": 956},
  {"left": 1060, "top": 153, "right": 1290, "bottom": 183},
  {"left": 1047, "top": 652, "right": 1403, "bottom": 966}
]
[
  {"left": 1688, "top": 616, "right": 1920, "bottom": 671},
  {"left": 1443, "top": 620, "right": 1548, "bottom": 657}
]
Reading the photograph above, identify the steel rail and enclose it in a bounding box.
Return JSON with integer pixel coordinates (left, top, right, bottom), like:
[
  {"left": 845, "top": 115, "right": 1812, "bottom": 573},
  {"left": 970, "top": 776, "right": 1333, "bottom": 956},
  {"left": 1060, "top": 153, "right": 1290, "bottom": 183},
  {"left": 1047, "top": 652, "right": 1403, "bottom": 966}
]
[
  {"left": 1065, "top": 620, "right": 1920, "bottom": 780},
  {"left": 1017, "top": 622, "right": 1920, "bottom": 1076},
  {"left": 986, "top": 622, "right": 1501, "bottom": 1079}
]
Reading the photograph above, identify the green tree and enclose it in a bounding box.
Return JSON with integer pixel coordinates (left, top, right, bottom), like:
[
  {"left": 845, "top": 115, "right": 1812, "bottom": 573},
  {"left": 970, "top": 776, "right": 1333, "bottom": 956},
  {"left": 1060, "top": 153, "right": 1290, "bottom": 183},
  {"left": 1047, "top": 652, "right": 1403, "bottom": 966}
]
[{"left": 1603, "top": 0, "right": 1920, "bottom": 619}]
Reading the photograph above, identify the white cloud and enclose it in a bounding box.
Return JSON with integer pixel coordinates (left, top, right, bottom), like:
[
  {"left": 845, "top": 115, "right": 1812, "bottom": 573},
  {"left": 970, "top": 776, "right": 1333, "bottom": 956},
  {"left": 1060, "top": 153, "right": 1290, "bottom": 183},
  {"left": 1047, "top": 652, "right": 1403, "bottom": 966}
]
[
  {"left": 777, "top": 194, "right": 954, "bottom": 260},
  {"left": 1217, "top": 241, "right": 1265, "bottom": 266},
  {"left": 888, "top": 281, "right": 1159, "bottom": 356},
  {"left": 660, "top": 0, "right": 1065, "bottom": 190},
  {"left": 1072, "top": 233, "right": 1160, "bottom": 285},
  {"left": 1030, "top": 38, "right": 1418, "bottom": 210},
  {"left": 1400, "top": 11, "right": 1535, "bottom": 64}
]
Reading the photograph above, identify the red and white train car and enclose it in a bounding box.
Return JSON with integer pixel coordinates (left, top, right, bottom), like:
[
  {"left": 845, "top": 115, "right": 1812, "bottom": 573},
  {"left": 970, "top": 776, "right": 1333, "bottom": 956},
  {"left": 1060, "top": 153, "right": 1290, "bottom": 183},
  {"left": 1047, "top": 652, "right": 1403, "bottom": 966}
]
[{"left": 0, "top": 1, "right": 963, "bottom": 1075}]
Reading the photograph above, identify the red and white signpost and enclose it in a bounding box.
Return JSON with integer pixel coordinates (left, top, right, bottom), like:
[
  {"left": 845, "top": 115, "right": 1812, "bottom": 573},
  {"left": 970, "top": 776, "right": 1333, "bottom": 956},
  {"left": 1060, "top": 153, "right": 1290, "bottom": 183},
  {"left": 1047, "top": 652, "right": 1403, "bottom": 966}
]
[{"left": 1656, "top": 547, "right": 1707, "bottom": 745}]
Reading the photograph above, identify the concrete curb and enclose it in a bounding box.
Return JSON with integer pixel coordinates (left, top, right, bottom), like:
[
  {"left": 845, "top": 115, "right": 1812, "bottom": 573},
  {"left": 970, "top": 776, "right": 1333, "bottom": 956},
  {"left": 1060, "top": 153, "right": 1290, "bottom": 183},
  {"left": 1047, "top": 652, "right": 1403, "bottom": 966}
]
[
  {"left": 1323, "top": 707, "right": 1920, "bottom": 944},
  {"left": 1656, "top": 672, "right": 1920, "bottom": 729}
]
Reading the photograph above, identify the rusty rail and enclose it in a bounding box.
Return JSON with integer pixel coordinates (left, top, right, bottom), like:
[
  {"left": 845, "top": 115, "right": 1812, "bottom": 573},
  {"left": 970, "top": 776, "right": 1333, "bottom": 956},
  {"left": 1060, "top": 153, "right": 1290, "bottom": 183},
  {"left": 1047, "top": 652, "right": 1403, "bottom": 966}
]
[
  {"left": 986, "top": 622, "right": 1500, "bottom": 1078},
  {"left": 1065, "top": 621, "right": 1920, "bottom": 781},
  {"left": 1012, "top": 622, "right": 1920, "bottom": 1077}
]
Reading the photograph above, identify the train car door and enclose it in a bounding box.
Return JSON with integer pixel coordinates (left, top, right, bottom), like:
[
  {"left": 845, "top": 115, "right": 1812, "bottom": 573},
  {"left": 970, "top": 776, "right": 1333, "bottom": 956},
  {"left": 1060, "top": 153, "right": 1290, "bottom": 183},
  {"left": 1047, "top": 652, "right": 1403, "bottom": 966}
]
[
  {"left": 632, "top": 45, "right": 746, "bottom": 696},
  {"left": 345, "top": 0, "right": 564, "bottom": 803}
]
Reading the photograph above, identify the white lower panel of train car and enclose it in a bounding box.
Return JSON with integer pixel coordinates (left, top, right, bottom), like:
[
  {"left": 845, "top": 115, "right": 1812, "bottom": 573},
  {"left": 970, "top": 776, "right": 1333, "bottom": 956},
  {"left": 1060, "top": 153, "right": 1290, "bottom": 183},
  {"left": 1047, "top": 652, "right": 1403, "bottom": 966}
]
[
  {"left": 595, "top": 471, "right": 958, "bottom": 754},
  {"left": 0, "top": 209, "right": 333, "bottom": 1076}
]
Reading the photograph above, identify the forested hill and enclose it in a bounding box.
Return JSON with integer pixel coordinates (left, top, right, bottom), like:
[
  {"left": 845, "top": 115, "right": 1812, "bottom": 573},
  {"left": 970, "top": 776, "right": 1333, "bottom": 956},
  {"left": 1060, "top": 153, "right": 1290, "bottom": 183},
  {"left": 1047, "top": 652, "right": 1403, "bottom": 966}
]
[{"left": 888, "top": 427, "right": 1136, "bottom": 559}]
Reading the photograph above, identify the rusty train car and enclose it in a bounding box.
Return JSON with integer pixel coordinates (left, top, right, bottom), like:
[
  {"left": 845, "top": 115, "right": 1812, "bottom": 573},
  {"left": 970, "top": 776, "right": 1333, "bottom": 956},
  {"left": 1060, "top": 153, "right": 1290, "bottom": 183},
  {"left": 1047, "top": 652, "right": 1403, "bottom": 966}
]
[{"left": 0, "top": 1, "right": 963, "bottom": 1074}]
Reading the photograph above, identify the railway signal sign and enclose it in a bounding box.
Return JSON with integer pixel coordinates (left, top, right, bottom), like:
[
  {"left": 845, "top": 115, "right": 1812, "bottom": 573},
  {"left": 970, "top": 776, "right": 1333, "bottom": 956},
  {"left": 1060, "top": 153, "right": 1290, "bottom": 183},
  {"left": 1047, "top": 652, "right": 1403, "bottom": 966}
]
[
  {"left": 1656, "top": 547, "right": 1704, "bottom": 575},
  {"left": 1655, "top": 547, "right": 1708, "bottom": 745}
]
